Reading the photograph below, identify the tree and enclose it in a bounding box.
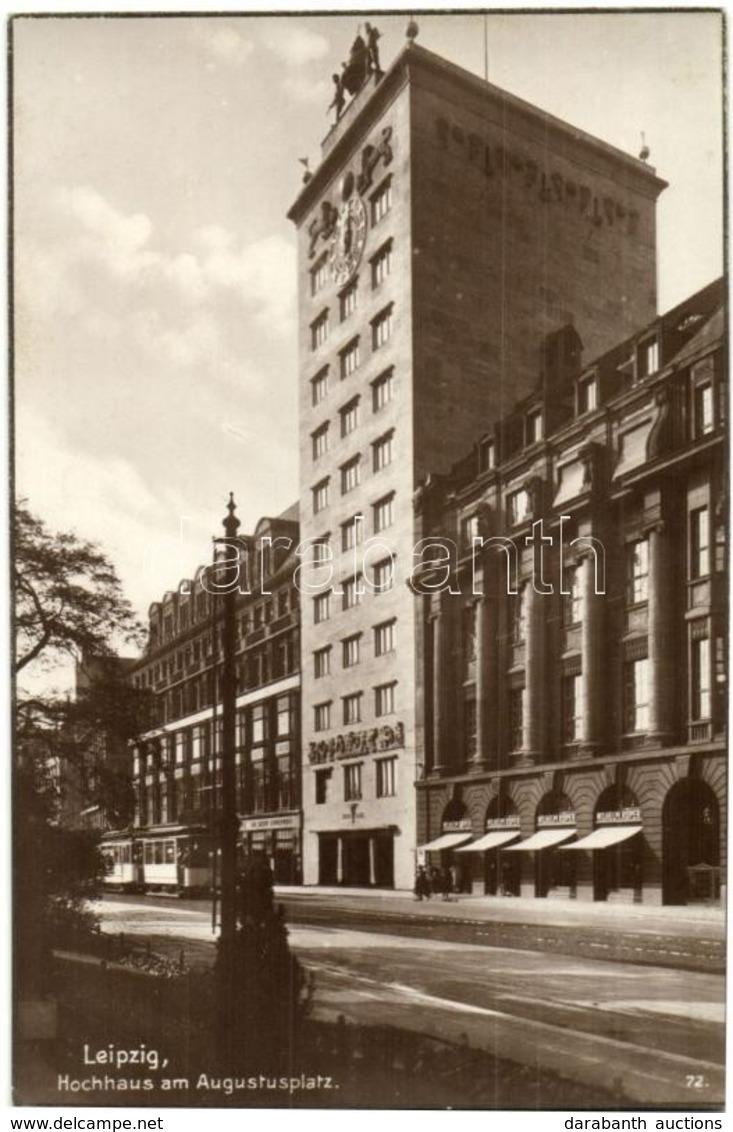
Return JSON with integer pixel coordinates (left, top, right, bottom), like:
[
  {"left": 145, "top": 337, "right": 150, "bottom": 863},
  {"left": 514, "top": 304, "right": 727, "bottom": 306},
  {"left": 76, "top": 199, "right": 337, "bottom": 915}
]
[
  {"left": 13, "top": 501, "right": 148, "bottom": 995},
  {"left": 14, "top": 502, "right": 141, "bottom": 675}
]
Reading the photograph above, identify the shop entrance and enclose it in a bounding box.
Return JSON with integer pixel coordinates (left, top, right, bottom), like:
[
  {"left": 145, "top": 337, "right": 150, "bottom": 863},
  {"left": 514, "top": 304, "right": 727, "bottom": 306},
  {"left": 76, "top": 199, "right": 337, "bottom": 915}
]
[{"left": 662, "top": 779, "right": 720, "bottom": 905}]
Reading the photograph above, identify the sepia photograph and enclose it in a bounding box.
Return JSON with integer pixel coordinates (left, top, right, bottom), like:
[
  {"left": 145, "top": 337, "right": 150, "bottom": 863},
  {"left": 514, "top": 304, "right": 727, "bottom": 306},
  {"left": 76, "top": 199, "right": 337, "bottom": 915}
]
[{"left": 10, "top": 6, "right": 726, "bottom": 1116}]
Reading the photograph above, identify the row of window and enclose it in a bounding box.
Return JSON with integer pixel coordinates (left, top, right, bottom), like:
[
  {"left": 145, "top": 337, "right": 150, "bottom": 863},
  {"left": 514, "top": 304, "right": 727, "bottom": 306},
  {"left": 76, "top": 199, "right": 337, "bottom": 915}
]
[
  {"left": 313, "top": 472, "right": 395, "bottom": 524},
  {"left": 475, "top": 360, "right": 717, "bottom": 478},
  {"left": 314, "top": 681, "right": 397, "bottom": 732},
  {"left": 315, "top": 754, "right": 397, "bottom": 804},
  {"left": 313, "top": 620, "right": 395, "bottom": 674},
  {"left": 311, "top": 239, "right": 393, "bottom": 306},
  {"left": 311, "top": 303, "right": 393, "bottom": 355},
  {"left": 312, "top": 421, "right": 394, "bottom": 469},
  {"left": 312, "top": 365, "right": 393, "bottom": 410}
]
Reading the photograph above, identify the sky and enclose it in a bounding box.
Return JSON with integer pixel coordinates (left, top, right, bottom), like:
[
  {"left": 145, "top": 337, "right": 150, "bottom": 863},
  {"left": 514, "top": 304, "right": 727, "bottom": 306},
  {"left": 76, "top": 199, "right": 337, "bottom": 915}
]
[{"left": 13, "top": 9, "right": 724, "bottom": 653}]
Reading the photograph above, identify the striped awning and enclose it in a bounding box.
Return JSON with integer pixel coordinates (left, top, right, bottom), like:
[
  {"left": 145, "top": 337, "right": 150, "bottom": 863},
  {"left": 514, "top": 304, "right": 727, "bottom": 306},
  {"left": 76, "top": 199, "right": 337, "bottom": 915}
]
[
  {"left": 561, "top": 825, "right": 642, "bottom": 850},
  {"left": 503, "top": 829, "right": 576, "bottom": 852},
  {"left": 419, "top": 832, "right": 474, "bottom": 852},
  {"left": 456, "top": 830, "right": 521, "bottom": 852}
]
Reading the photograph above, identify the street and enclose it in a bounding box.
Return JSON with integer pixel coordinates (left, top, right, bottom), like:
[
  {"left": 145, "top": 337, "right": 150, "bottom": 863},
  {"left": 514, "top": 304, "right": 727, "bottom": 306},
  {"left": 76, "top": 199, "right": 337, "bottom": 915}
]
[{"left": 98, "top": 893, "right": 725, "bottom": 1107}]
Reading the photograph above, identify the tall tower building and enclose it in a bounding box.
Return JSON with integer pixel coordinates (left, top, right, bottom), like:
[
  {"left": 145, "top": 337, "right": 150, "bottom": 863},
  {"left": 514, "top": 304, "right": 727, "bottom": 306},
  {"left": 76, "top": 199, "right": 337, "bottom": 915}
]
[{"left": 288, "top": 34, "right": 666, "bottom": 889}]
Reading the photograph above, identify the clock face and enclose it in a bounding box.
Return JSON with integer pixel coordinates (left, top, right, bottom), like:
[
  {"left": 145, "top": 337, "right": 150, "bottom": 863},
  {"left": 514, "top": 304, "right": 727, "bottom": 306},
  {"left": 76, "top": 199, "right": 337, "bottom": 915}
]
[{"left": 329, "top": 196, "right": 367, "bottom": 286}]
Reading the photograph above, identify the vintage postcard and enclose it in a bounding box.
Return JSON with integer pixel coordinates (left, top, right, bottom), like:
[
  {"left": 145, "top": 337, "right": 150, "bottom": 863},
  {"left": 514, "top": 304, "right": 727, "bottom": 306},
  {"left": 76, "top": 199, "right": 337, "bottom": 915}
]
[{"left": 11, "top": 7, "right": 726, "bottom": 1117}]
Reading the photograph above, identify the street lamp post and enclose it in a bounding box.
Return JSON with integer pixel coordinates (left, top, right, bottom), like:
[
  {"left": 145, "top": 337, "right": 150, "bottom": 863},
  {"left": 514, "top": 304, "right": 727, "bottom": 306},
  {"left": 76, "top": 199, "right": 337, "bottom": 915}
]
[{"left": 215, "top": 492, "right": 241, "bottom": 1063}]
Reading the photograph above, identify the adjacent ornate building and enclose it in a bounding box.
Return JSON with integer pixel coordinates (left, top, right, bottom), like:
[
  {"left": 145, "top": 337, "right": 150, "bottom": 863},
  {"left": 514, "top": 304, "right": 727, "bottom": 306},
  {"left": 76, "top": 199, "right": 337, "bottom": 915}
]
[
  {"left": 127, "top": 506, "right": 303, "bottom": 885},
  {"left": 414, "top": 279, "right": 725, "bottom": 905}
]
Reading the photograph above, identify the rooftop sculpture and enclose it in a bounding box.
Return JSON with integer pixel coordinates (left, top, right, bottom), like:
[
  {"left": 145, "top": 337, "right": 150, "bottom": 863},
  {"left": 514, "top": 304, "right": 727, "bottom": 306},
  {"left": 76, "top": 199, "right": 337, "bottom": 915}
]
[{"left": 328, "top": 23, "right": 383, "bottom": 125}]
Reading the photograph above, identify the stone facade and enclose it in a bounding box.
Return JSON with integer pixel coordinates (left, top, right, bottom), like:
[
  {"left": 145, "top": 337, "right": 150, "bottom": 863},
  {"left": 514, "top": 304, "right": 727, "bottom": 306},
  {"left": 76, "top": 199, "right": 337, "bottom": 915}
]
[
  {"left": 415, "top": 280, "right": 726, "bottom": 906},
  {"left": 288, "top": 39, "right": 667, "bottom": 889},
  {"left": 127, "top": 507, "right": 303, "bottom": 885}
]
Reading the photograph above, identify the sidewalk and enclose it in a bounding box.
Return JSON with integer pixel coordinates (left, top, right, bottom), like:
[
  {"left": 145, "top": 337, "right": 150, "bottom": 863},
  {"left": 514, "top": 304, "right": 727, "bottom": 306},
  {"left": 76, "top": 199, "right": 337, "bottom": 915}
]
[{"left": 274, "top": 885, "right": 725, "bottom": 940}]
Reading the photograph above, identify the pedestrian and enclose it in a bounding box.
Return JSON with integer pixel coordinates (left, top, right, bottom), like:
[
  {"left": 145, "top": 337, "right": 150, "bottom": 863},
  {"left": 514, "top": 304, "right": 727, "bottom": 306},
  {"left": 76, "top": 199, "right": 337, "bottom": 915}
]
[
  {"left": 450, "top": 863, "right": 460, "bottom": 894},
  {"left": 414, "top": 865, "right": 430, "bottom": 901},
  {"left": 430, "top": 864, "right": 443, "bottom": 900},
  {"left": 441, "top": 865, "right": 453, "bottom": 901}
]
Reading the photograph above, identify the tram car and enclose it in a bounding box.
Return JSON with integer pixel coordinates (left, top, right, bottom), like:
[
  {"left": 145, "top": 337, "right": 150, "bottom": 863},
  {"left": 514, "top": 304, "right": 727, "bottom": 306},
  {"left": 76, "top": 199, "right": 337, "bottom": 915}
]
[{"left": 101, "top": 827, "right": 214, "bottom": 896}]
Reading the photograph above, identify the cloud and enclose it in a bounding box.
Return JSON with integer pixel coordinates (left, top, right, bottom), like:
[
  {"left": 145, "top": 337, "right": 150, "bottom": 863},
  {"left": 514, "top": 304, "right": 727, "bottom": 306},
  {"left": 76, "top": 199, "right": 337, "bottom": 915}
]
[
  {"left": 52, "top": 185, "right": 159, "bottom": 280},
  {"left": 266, "top": 25, "right": 329, "bottom": 66},
  {"left": 195, "top": 24, "right": 254, "bottom": 67}
]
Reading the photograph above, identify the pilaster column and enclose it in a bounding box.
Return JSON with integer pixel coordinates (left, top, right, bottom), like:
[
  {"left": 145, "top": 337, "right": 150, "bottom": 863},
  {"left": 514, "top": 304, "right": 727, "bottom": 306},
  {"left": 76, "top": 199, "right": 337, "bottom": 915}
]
[
  {"left": 431, "top": 601, "right": 447, "bottom": 776},
  {"left": 336, "top": 836, "right": 344, "bottom": 884},
  {"left": 579, "top": 550, "right": 603, "bottom": 754},
  {"left": 648, "top": 522, "right": 674, "bottom": 742},
  {"left": 523, "top": 584, "right": 545, "bottom": 762},
  {"left": 369, "top": 837, "right": 377, "bottom": 886},
  {"left": 472, "top": 594, "right": 498, "bottom": 770}
]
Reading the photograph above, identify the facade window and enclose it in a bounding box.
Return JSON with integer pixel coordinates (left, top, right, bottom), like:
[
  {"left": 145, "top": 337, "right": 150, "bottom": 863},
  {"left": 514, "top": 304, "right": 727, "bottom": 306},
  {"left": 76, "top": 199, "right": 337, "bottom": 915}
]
[
  {"left": 314, "top": 697, "right": 330, "bottom": 733},
  {"left": 562, "top": 567, "right": 582, "bottom": 626},
  {"left": 375, "top": 681, "right": 396, "bottom": 717},
  {"left": 372, "top": 369, "right": 394, "bottom": 412},
  {"left": 340, "top": 396, "right": 360, "bottom": 437},
  {"left": 311, "top": 367, "right": 329, "bottom": 406},
  {"left": 315, "top": 768, "right": 332, "bottom": 804},
  {"left": 638, "top": 336, "right": 659, "bottom": 378},
  {"left": 562, "top": 673, "right": 582, "bottom": 742},
  {"left": 341, "top": 456, "right": 361, "bottom": 495},
  {"left": 340, "top": 338, "right": 360, "bottom": 378},
  {"left": 694, "top": 383, "right": 714, "bottom": 436},
  {"left": 624, "top": 657, "right": 650, "bottom": 732},
  {"left": 344, "top": 762, "right": 363, "bottom": 801},
  {"left": 314, "top": 702, "right": 331, "bottom": 732},
  {"left": 626, "top": 539, "right": 649, "bottom": 604},
  {"left": 690, "top": 506, "right": 710, "bottom": 578},
  {"left": 511, "top": 584, "right": 526, "bottom": 645},
  {"left": 342, "top": 634, "right": 361, "bottom": 668},
  {"left": 376, "top": 756, "right": 397, "bottom": 798},
  {"left": 371, "top": 178, "right": 392, "bottom": 224},
  {"left": 312, "top": 422, "right": 329, "bottom": 460},
  {"left": 312, "top": 477, "right": 330, "bottom": 514},
  {"left": 373, "top": 493, "right": 395, "bottom": 533},
  {"left": 310, "top": 255, "right": 328, "bottom": 296},
  {"left": 371, "top": 240, "right": 393, "bottom": 287},
  {"left": 372, "top": 306, "right": 393, "bottom": 350},
  {"left": 373, "top": 557, "right": 394, "bottom": 593},
  {"left": 372, "top": 430, "right": 394, "bottom": 472},
  {"left": 526, "top": 409, "right": 543, "bottom": 444},
  {"left": 577, "top": 374, "right": 598, "bottom": 414},
  {"left": 462, "top": 513, "right": 480, "bottom": 548},
  {"left": 342, "top": 574, "right": 363, "bottom": 611},
  {"left": 251, "top": 704, "right": 266, "bottom": 745},
  {"left": 339, "top": 280, "right": 358, "bottom": 321},
  {"left": 478, "top": 436, "right": 496, "bottom": 472},
  {"left": 277, "top": 695, "right": 291, "bottom": 737},
  {"left": 312, "top": 535, "right": 331, "bottom": 567},
  {"left": 508, "top": 488, "right": 531, "bottom": 526},
  {"left": 314, "top": 591, "right": 331, "bottom": 624},
  {"left": 341, "top": 514, "right": 363, "bottom": 552},
  {"left": 314, "top": 645, "right": 331, "bottom": 679},
  {"left": 374, "top": 619, "right": 396, "bottom": 656},
  {"left": 691, "top": 635, "right": 712, "bottom": 720},
  {"left": 509, "top": 688, "right": 524, "bottom": 751},
  {"left": 343, "top": 693, "right": 362, "bottom": 726},
  {"left": 311, "top": 310, "right": 329, "bottom": 350}
]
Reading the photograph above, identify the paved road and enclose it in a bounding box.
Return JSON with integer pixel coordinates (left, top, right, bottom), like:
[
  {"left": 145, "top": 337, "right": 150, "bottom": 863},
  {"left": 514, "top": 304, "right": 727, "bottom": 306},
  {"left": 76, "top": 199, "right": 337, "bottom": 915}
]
[{"left": 98, "top": 895, "right": 725, "bottom": 1108}]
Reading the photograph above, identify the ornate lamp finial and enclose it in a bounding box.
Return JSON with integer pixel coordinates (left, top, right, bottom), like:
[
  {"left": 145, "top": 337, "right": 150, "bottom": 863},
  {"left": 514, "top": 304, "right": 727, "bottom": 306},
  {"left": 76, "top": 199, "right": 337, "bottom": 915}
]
[
  {"left": 406, "top": 18, "right": 419, "bottom": 44},
  {"left": 223, "top": 492, "right": 241, "bottom": 539}
]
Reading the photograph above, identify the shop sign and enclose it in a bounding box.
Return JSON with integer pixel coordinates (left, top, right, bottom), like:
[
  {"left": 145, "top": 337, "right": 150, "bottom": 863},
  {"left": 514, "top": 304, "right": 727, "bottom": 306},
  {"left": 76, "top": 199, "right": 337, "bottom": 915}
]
[
  {"left": 240, "top": 814, "right": 300, "bottom": 832},
  {"left": 538, "top": 811, "right": 576, "bottom": 827},
  {"left": 596, "top": 807, "right": 642, "bottom": 824},
  {"left": 308, "top": 722, "right": 404, "bottom": 764},
  {"left": 443, "top": 820, "right": 472, "bottom": 832},
  {"left": 487, "top": 816, "right": 521, "bottom": 829}
]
